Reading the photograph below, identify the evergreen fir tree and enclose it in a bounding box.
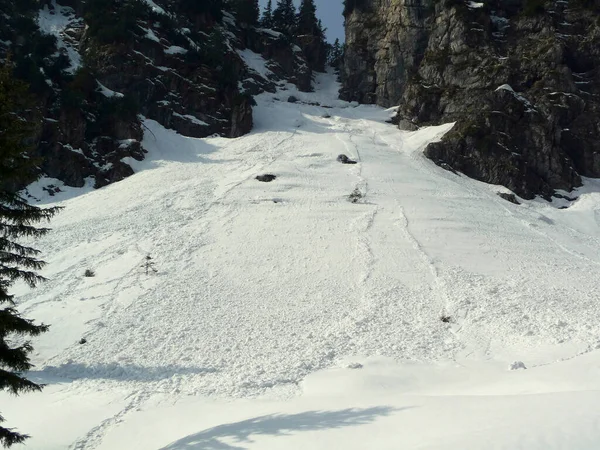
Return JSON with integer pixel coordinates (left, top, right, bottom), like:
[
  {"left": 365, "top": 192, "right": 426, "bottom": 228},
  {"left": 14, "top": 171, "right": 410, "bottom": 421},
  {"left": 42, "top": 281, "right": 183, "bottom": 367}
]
[
  {"left": 296, "top": 0, "right": 319, "bottom": 35},
  {"left": 0, "top": 63, "right": 59, "bottom": 448},
  {"left": 232, "top": 0, "right": 260, "bottom": 26},
  {"left": 329, "top": 38, "right": 344, "bottom": 69},
  {"left": 179, "top": 0, "right": 223, "bottom": 19},
  {"left": 316, "top": 18, "right": 326, "bottom": 41},
  {"left": 141, "top": 255, "right": 158, "bottom": 275},
  {"left": 272, "top": 0, "right": 296, "bottom": 35},
  {"left": 313, "top": 19, "right": 328, "bottom": 71},
  {"left": 260, "top": 0, "right": 274, "bottom": 28}
]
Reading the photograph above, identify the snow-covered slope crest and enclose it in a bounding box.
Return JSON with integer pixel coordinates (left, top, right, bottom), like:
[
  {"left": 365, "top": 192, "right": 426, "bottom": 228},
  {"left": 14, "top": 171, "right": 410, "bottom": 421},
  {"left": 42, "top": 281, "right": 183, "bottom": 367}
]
[{"left": 5, "top": 71, "right": 600, "bottom": 449}]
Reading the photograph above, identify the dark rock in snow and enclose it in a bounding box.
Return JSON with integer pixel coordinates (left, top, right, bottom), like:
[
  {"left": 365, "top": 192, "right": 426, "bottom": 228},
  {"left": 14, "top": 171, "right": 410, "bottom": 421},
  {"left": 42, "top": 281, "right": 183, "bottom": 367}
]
[
  {"left": 348, "top": 187, "right": 364, "bottom": 203},
  {"left": 497, "top": 192, "right": 521, "bottom": 205},
  {"left": 287, "top": 95, "right": 299, "bottom": 103},
  {"left": 337, "top": 154, "right": 358, "bottom": 164},
  {"left": 256, "top": 174, "right": 277, "bottom": 182}
]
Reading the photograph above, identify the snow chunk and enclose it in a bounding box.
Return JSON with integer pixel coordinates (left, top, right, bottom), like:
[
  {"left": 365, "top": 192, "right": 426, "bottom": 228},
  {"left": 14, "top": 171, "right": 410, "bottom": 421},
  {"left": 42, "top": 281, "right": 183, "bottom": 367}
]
[
  {"left": 118, "top": 139, "right": 138, "bottom": 149},
  {"left": 97, "top": 82, "right": 124, "bottom": 98},
  {"left": 173, "top": 112, "right": 209, "bottom": 126},
  {"left": 257, "top": 27, "right": 282, "bottom": 38},
  {"left": 495, "top": 84, "right": 515, "bottom": 92},
  {"left": 467, "top": 1, "right": 484, "bottom": 7},
  {"left": 165, "top": 46, "right": 187, "bottom": 55},
  {"left": 141, "top": 0, "right": 166, "bottom": 15},
  {"left": 143, "top": 27, "right": 160, "bottom": 43},
  {"left": 509, "top": 361, "right": 527, "bottom": 370}
]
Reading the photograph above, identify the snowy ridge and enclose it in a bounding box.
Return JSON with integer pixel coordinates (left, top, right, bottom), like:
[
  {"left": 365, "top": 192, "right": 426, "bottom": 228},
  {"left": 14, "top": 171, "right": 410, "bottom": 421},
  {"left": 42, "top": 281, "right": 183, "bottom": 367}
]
[{"left": 4, "top": 71, "right": 600, "bottom": 449}]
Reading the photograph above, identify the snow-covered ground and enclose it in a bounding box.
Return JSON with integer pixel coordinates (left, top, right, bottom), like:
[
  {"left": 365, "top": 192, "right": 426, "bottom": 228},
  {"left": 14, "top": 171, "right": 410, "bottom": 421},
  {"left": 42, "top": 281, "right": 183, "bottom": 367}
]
[{"left": 4, "top": 69, "right": 600, "bottom": 449}]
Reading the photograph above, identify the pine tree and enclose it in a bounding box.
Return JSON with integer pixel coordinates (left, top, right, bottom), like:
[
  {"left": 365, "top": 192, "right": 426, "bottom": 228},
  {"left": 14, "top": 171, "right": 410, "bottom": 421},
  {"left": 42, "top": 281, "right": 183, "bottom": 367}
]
[
  {"left": 316, "top": 18, "right": 326, "bottom": 41},
  {"left": 272, "top": 0, "right": 296, "bottom": 35},
  {"left": 179, "top": 0, "right": 223, "bottom": 19},
  {"left": 141, "top": 255, "right": 157, "bottom": 275},
  {"left": 232, "top": 0, "right": 259, "bottom": 26},
  {"left": 329, "top": 38, "right": 344, "bottom": 69},
  {"left": 0, "top": 62, "right": 59, "bottom": 448},
  {"left": 260, "top": 0, "right": 274, "bottom": 28},
  {"left": 296, "top": 0, "right": 319, "bottom": 36}
]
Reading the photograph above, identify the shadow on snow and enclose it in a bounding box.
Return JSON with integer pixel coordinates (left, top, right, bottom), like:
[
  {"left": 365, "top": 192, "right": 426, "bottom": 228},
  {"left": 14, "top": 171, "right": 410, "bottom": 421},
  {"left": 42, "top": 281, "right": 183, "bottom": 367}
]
[
  {"left": 160, "top": 406, "right": 406, "bottom": 450},
  {"left": 29, "top": 362, "right": 217, "bottom": 384}
]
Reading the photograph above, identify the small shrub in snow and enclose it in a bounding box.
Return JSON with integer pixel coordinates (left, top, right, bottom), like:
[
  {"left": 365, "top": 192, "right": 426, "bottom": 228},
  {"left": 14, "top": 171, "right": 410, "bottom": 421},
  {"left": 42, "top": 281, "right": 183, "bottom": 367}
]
[
  {"left": 142, "top": 255, "right": 158, "bottom": 275},
  {"left": 348, "top": 188, "right": 363, "bottom": 203},
  {"left": 84, "top": 269, "right": 95, "bottom": 277},
  {"left": 440, "top": 315, "right": 452, "bottom": 323}
]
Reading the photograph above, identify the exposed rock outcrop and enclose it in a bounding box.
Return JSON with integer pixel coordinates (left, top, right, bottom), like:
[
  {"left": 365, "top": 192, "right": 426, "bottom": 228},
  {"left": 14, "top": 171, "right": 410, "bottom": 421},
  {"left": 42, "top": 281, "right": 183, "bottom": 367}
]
[
  {"left": 0, "top": 0, "right": 315, "bottom": 190},
  {"left": 342, "top": 0, "right": 600, "bottom": 199},
  {"left": 244, "top": 28, "right": 313, "bottom": 92}
]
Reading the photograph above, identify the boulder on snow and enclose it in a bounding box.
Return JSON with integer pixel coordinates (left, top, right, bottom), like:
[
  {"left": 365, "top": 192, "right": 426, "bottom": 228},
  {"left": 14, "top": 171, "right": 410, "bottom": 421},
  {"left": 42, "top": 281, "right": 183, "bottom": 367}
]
[
  {"left": 256, "top": 174, "right": 277, "bottom": 182},
  {"left": 287, "top": 95, "right": 299, "bottom": 103},
  {"left": 337, "top": 154, "right": 357, "bottom": 164},
  {"left": 498, "top": 192, "right": 521, "bottom": 205}
]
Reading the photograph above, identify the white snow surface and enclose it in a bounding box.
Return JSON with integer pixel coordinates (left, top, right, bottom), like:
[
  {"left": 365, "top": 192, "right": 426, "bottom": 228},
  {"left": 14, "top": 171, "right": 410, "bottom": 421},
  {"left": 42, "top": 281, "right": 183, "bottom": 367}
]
[
  {"left": 4, "top": 70, "right": 600, "bottom": 449},
  {"left": 97, "top": 82, "right": 124, "bottom": 98}
]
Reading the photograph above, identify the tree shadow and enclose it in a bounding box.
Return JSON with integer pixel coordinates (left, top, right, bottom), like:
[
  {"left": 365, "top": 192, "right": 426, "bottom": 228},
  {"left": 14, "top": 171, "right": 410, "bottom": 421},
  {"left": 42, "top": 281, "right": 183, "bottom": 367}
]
[
  {"left": 28, "top": 362, "right": 217, "bottom": 384},
  {"left": 160, "top": 406, "right": 407, "bottom": 450}
]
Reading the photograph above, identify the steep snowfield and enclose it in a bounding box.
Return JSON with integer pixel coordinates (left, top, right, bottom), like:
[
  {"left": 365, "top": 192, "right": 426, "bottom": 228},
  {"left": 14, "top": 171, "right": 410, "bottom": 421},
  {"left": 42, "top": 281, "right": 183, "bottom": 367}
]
[{"left": 4, "top": 70, "right": 600, "bottom": 449}]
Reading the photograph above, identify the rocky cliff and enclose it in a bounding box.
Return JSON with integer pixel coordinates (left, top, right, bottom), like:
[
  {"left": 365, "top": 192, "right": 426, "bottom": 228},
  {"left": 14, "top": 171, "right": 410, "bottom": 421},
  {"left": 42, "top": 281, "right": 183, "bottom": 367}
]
[
  {"left": 341, "top": 0, "right": 600, "bottom": 199},
  {"left": 0, "top": 0, "right": 314, "bottom": 191}
]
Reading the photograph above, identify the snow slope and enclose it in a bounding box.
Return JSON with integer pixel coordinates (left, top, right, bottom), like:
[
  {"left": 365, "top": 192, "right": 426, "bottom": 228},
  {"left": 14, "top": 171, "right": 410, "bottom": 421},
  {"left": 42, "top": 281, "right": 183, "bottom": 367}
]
[{"left": 4, "top": 68, "right": 600, "bottom": 449}]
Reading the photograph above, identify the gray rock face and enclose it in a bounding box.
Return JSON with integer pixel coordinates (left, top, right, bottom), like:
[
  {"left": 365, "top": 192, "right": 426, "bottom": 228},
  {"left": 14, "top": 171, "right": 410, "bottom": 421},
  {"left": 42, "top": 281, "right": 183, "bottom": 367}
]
[
  {"left": 1, "top": 0, "right": 314, "bottom": 190},
  {"left": 342, "top": 0, "right": 600, "bottom": 199},
  {"left": 245, "top": 29, "right": 313, "bottom": 92}
]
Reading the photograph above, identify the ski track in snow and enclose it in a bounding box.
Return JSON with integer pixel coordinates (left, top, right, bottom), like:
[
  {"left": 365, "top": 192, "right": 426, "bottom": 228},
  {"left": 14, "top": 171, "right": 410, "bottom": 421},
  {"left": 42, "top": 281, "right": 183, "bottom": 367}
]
[{"left": 5, "top": 70, "right": 600, "bottom": 449}]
